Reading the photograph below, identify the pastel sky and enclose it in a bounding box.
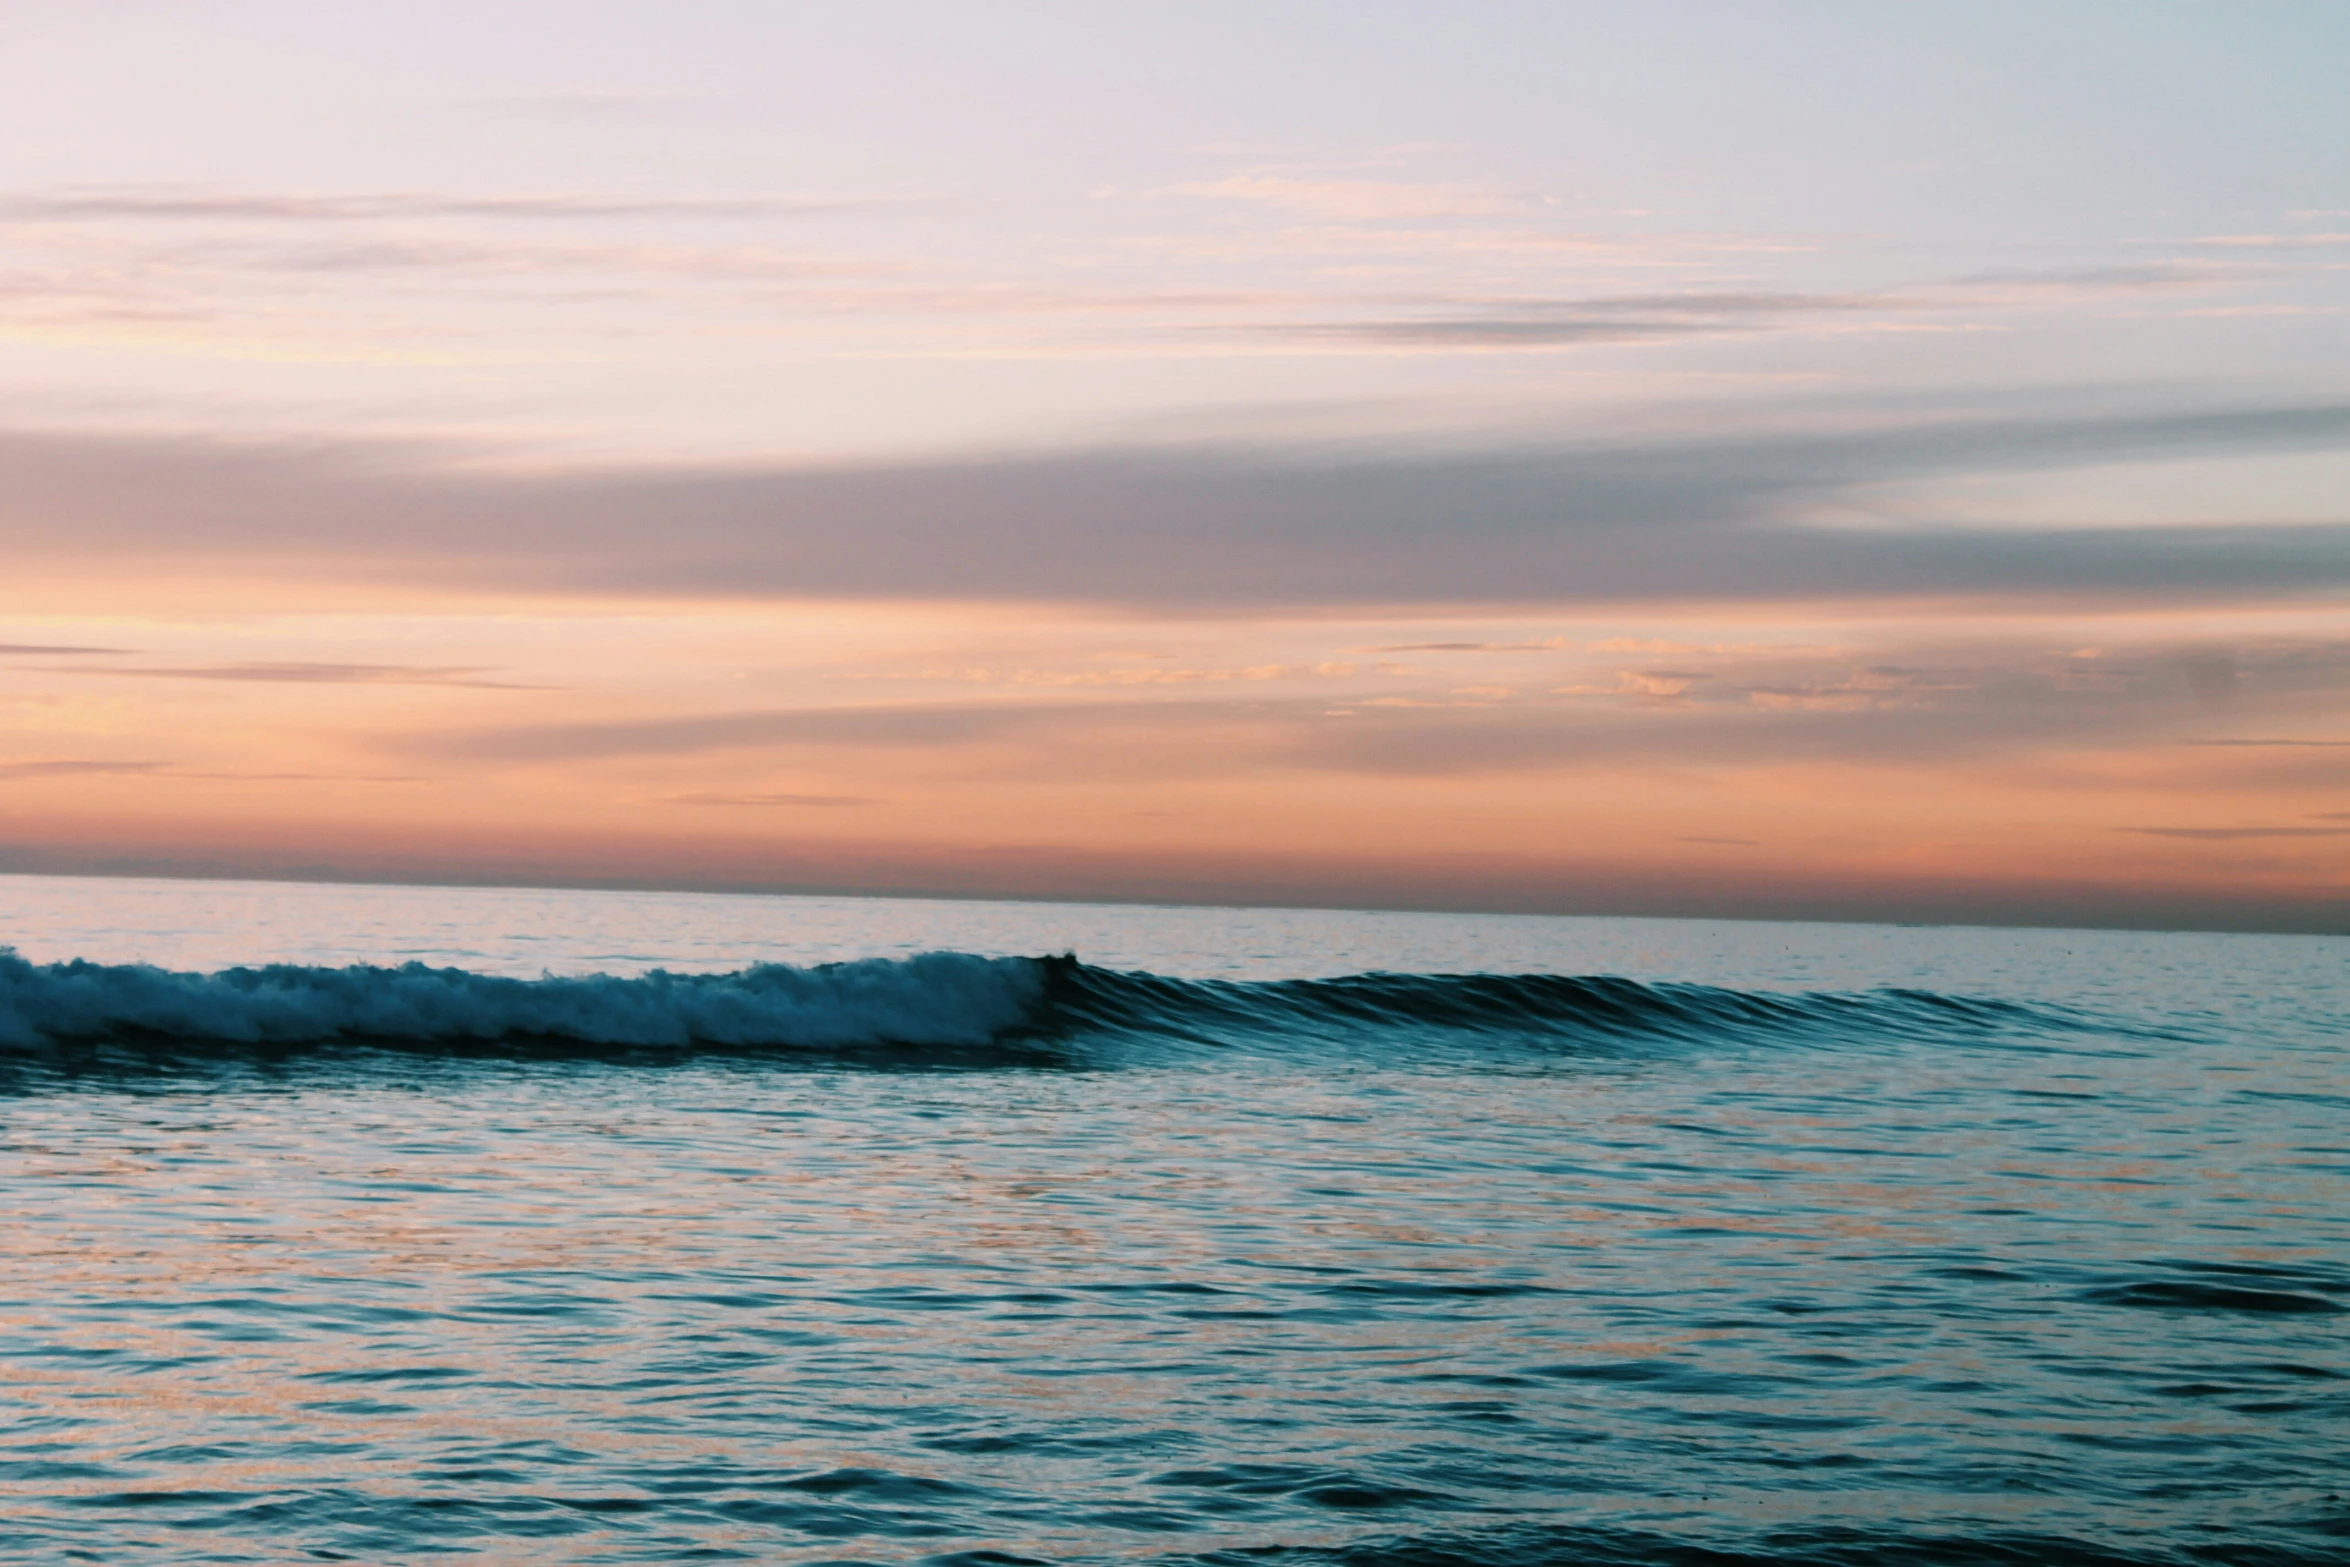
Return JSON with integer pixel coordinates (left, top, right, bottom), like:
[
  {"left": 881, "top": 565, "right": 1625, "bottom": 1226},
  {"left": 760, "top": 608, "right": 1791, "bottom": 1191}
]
[{"left": 3, "top": 0, "right": 2347, "bottom": 931}]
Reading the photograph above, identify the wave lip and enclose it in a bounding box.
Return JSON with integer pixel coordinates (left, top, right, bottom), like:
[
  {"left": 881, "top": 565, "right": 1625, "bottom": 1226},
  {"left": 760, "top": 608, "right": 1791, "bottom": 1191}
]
[{"left": 1043, "top": 962, "right": 2091, "bottom": 1053}]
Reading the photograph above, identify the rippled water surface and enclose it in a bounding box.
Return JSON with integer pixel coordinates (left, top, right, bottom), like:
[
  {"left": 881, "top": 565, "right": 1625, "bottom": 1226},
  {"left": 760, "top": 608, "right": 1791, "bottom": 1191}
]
[{"left": 1, "top": 874, "right": 2344, "bottom": 1565}]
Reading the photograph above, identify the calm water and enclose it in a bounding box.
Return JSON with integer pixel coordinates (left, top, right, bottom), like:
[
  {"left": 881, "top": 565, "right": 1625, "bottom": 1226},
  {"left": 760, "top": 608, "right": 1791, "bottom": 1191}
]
[{"left": 1, "top": 873, "right": 2344, "bottom": 1565}]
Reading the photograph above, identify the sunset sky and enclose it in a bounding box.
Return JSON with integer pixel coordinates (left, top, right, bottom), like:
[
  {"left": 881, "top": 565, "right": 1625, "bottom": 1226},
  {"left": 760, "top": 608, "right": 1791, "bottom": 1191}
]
[{"left": 2, "top": 0, "right": 2346, "bottom": 931}]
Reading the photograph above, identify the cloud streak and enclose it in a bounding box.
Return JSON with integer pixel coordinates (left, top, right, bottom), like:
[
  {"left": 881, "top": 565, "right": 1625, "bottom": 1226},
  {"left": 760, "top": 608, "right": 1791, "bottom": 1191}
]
[
  {"left": 4, "top": 397, "right": 2347, "bottom": 611},
  {"left": 0, "top": 643, "right": 134, "bottom": 656},
  {"left": 395, "top": 631, "right": 2350, "bottom": 781},
  {"left": 662, "top": 792, "right": 884, "bottom": 808},
  {"left": 0, "top": 186, "right": 867, "bottom": 222},
  {"left": 0, "top": 759, "right": 168, "bottom": 780},
  {"left": 46, "top": 662, "right": 550, "bottom": 689},
  {"left": 1256, "top": 272, "right": 2249, "bottom": 352},
  {"left": 1289, "top": 318, "right": 1715, "bottom": 347},
  {"left": 1283, "top": 287, "right": 1897, "bottom": 350},
  {"left": 2122, "top": 826, "right": 2350, "bottom": 840}
]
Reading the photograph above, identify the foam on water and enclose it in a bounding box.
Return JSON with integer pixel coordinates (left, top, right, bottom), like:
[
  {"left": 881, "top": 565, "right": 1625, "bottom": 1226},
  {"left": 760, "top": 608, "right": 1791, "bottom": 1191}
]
[{"left": 0, "top": 947, "right": 1045, "bottom": 1054}]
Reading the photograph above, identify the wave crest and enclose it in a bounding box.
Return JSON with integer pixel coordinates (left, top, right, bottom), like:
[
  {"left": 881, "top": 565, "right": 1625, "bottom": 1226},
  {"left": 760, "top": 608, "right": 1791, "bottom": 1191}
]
[
  {"left": 0, "top": 949, "right": 1047, "bottom": 1053},
  {"left": 0, "top": 948, "right": 2097, "bottom": 1063},
  {"left": 1044, "top": 964, "right": 2055, "bottom": 1050}
]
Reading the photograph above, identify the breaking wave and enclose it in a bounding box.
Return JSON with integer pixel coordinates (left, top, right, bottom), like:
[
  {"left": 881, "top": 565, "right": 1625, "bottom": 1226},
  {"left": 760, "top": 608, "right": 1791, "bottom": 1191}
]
[
  {"left": 0, "top": 947, "right": 2108, "bottom": 1066},
  {"left": 0, "top": 948, "right": 1045, "bottom": 1056}
]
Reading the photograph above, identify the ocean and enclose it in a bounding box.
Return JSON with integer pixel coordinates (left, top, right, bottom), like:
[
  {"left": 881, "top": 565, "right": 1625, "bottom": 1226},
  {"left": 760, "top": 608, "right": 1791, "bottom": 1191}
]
[{"left": 0, "top": 872, "right": 2342, "bottom": 1566}]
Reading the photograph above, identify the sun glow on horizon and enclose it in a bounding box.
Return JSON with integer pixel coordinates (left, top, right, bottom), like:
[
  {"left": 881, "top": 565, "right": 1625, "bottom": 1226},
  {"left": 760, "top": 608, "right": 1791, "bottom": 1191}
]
[{"left": 2, "top": 1, "right": 2345, "bottom": 931}]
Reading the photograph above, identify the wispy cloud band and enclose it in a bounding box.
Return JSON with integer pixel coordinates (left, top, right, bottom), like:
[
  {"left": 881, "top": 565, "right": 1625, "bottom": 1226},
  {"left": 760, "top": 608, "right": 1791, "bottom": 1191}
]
[{"left": 5, "top": 397, "right": 2345, "bottom": 610}]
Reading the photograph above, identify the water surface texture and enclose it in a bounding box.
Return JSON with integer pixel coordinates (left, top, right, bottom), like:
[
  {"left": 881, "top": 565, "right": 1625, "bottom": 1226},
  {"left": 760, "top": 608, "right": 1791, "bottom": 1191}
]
[{"left": 2, "top": 874, "right": 2344, "bottom": 1565}]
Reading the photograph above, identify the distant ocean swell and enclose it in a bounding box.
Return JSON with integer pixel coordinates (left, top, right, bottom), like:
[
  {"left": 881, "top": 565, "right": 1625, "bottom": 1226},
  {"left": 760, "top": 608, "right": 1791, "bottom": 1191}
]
[{"left": 0, "top": 948, "right": 2103, "bottom": 1060}]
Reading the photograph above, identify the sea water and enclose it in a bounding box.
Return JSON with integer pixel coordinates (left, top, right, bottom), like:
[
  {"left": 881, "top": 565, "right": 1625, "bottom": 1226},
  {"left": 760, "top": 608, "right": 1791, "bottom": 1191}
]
[{"left": 0, "top": 873, "right": 2342, "bottom": 1565}]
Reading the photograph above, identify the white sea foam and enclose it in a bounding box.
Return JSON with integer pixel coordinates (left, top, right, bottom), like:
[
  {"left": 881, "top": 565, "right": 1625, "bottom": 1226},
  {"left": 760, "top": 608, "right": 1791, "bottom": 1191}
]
[{"left": 0, "top": 949, "right": 1049, "bottom": 1050}]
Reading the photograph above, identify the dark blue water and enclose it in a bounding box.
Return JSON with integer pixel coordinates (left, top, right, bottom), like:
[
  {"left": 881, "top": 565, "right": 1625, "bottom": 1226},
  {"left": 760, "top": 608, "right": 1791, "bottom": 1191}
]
[{"left": 1, "top": 876, "right": 2344, "bottom": 1565}]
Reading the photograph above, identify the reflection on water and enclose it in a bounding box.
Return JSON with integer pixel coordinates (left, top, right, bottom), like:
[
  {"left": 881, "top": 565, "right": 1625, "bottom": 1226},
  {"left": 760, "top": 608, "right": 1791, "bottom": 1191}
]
[{"left": 0, "top": 874, "right": 2344, "bottom": 1564}]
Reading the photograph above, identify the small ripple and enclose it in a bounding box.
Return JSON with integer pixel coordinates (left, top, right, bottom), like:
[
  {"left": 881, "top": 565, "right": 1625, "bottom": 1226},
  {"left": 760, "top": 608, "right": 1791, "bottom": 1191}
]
[
  {"left": 1528, "top": 1360, "right": 1796, "bottom": 1396},
  {"left": 2077, "top": 1282, "right": 2345, "bottom": 1315},
  {"left": 1174, "top": 1520, "right": 2350, "bottom": 1566}
]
